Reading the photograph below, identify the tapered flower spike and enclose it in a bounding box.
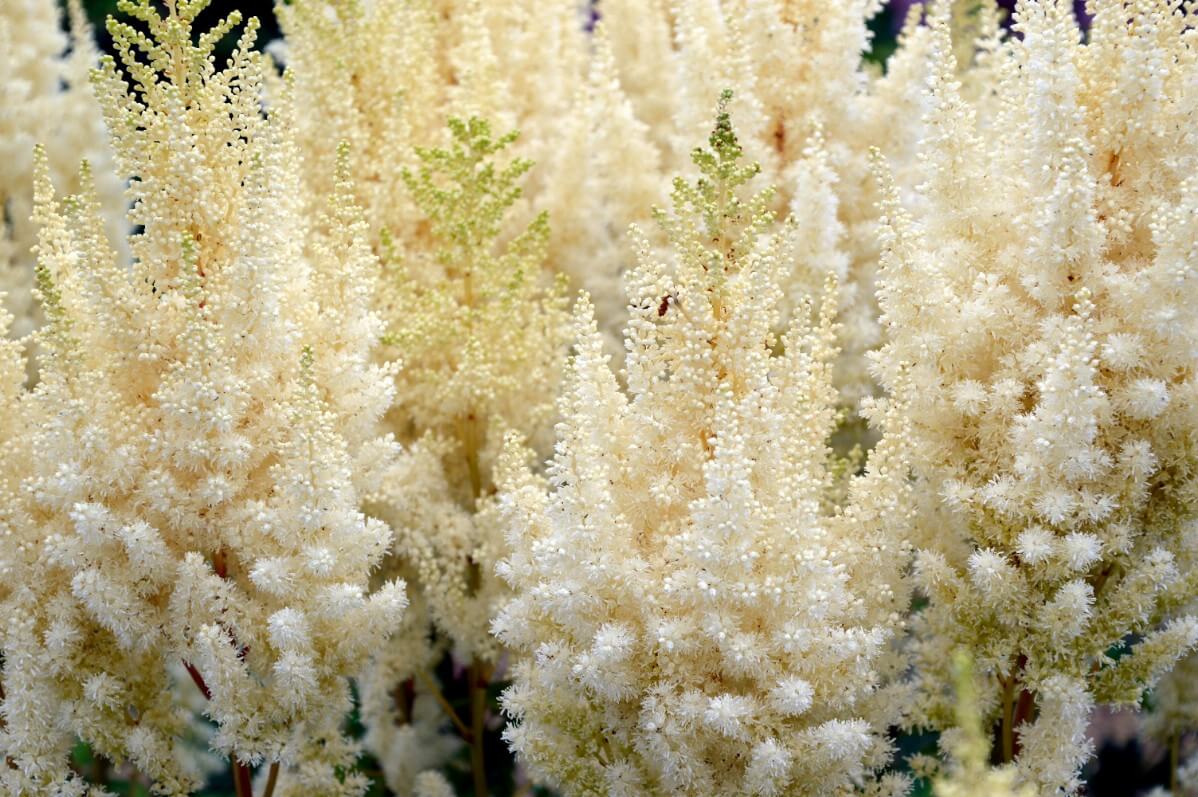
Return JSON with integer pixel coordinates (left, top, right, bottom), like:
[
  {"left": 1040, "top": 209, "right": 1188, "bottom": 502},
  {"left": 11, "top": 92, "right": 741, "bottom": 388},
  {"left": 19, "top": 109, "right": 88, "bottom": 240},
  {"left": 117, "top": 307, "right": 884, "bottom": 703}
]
[
  {"left": 0, "top": 5, "right": 404, "bottom": 795},
  {"left": 359, "top": 113, "right": 571, "bottom": 793},
  {"left": 494, "top": 96, "right": 915, "bottom": 797},
  {"left": 0, "top": 0, "right": 125, "bottom": 353},
  {"left": 873, "top": 2, "right": 1198, "bottom": 793}
]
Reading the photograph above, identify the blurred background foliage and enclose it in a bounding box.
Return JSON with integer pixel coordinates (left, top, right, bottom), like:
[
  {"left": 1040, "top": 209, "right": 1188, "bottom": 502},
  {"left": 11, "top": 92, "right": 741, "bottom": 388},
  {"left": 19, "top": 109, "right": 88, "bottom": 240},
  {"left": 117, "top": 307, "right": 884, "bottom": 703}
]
[{"left": 59, "top": 1, "right": 1152, "bottom": 796}]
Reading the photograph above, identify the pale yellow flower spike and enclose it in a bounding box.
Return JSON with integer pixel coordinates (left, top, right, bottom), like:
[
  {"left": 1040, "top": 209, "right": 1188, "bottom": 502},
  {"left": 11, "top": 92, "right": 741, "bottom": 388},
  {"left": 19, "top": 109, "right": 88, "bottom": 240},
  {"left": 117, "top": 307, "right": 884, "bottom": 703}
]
[
  {"left": 0, "top": 0, "right": 125, "bottom": 352},
  {"left": 0, "top": 4, "right": 405, "bottom": 795},
  {"left": 495, "top": 94, "right": 915, "bottom": 797},
  {"left": 874, "top": 1, "right": 1198, "bottom": 794}
]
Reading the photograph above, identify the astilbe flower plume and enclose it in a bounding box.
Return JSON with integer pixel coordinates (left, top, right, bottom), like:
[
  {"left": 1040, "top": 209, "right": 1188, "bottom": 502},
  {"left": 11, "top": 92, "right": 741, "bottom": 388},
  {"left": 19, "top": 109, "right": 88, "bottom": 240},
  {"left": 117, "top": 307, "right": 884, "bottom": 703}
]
[
  {"left": 588, "top": 0, "right": 943, "bottom": 407},
  {"left": 355, "top": 117, "right": 571, "bottom": 794},
  {"left": 280, "top": 0, "right": 925, "bottom": 400},
  {"left": 493, "top": 95, "right": 915, "bottom": 797},
  {"left": 0, "top": 3, "right": 405, "bottom": 794},
  {"left": 871, "top": 1, "right": 1198, "bottom": 793},
  {"left": 265, "top": 6, "right": 578, "bottom": 792},
  {"left": 0, "top": 0, "right": 125, "bottom": 345}
]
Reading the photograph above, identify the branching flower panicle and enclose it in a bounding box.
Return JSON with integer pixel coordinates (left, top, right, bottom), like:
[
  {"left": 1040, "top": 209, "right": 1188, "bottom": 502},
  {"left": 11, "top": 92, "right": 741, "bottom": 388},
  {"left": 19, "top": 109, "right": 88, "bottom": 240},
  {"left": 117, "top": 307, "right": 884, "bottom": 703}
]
[
  {"left": 872, "top": 2, "right": 1198, "bottom": 793},
  {"left": 0, "top": 4, "right": 404, "bottom": 795},
  {"left": 494, "top": 96, "right": 914, "bottom": 797},
  {"left": 0, "top": 0, "right": 125, "bottom": 348},
  {"left": 373, "top": 115, "right": 569, "bottom": 660},
  {"left": 360, "top": 115, "right": 570, "bottom": 795}
]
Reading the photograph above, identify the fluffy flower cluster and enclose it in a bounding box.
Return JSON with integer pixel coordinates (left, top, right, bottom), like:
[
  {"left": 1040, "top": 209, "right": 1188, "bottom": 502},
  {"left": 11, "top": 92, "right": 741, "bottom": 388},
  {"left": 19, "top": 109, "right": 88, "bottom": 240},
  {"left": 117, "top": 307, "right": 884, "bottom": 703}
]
[
  {"left": 275, "top": 4, "right": 579, "bottom": 788},
  {"left": 2, "top": 0, "right": 1197, "bottom": 795},
  {"left": 279, "top": 0, "right": 927, "bottom": 402},
  {"left": 0, "top": 0, "right": 124, "bottom": 345},
  {"left": 370, "top": 116, "right": 569, "bottom": 658},
  {"left": 590, "top": 0, "right": 925, "bottom": 403},
  {"left": 0, "top": 4, "right": 404, "bottom": 794},
  {"left": 494, "top": 97, "right": 914, "bottom": 797},
  {"left": 353, "top": 120, "right": 571, "bottom": 794},
  {"left": 872, "top": 1, "right": 1198, "bottom": 792}
]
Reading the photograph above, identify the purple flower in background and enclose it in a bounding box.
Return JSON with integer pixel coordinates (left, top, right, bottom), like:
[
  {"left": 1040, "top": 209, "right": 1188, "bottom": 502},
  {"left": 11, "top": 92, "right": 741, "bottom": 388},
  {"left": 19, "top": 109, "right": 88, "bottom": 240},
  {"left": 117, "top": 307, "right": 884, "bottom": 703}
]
[{"left": 584, "top": 0, "right": 601, "bottom": 33}]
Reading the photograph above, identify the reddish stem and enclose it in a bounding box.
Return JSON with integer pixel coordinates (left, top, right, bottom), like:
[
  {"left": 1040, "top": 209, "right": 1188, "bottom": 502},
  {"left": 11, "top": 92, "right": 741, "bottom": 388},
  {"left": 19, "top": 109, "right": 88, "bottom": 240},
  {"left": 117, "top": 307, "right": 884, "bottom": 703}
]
[
  {"left": 262, "top": 761, "right": 280, "bottom": 797},
  {"left": 213, "top": 549, "right": 228, "bottom": 579},
  {"left": 183, "top": 661, "right": 212, "bottom": 700},
  {"left": 392, "top": 677, "right": 415, "bottom": 726},
  {"left": 1011, "top": 685, "right": 1036, "bottom": 758},
  {"left": 469, "top": 663, "right": 488, "bottom": 797},
  {"left": 190, "top": 553, "right": 264, "bottom": 797},
  {"left": 233, "top": 760, "right": 253, "bottom": 797},
  {"left": 997, "top": 654, "right": 1036, "bottom": 763}
]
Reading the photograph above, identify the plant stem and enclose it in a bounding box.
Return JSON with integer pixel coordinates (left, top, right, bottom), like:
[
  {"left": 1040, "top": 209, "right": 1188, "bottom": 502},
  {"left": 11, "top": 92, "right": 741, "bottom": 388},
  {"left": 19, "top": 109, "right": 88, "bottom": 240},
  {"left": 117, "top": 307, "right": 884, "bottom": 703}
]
[
  {"left": 232, "top": 760, "right": 251, "bottom": 797},
  {"left": 183, "top": 661, "right": 212, "bottom": 700},
  {"left": 469, "top": 662, "right": 488, "bottom": 797},
  {"left": 414, "top": 670, "right": 472, "bottom": 740},
  {"left": 1012, "top": 686, "right": 1036, "bottom": 757},
  {"left": 392, "top": 678, "right": 414, "bottom": 725},
  {"left": 998, "top": 655, "right": 1035, "bottom": 764},
  {"left": 1000, "top": 675, "right": 1016, "bottom": 764},
  {"left": 459, "top": 230, "right": 487, "bottom": 795},
  {"left": 185, "top": 660, "right": 259, "bottom": 797},
  {"left": 262, "top": 761, "right": 280, "bottom": 797},
  {"left": 459, "top": 411, "right": 484, "bottom": 511},
  {"left": 1171, "top": 733, "right": 1181, "bottom": 794},
  {"left": 93, "top": 754, "right": 110, "bottom": 788}
]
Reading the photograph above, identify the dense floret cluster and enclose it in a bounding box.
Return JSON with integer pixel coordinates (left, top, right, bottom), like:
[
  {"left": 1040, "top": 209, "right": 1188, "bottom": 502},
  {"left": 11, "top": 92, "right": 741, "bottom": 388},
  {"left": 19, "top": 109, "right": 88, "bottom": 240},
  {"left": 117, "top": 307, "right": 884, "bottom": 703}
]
[{"left": 0, "top": 1, "right": 1195, "bottom": 796}]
